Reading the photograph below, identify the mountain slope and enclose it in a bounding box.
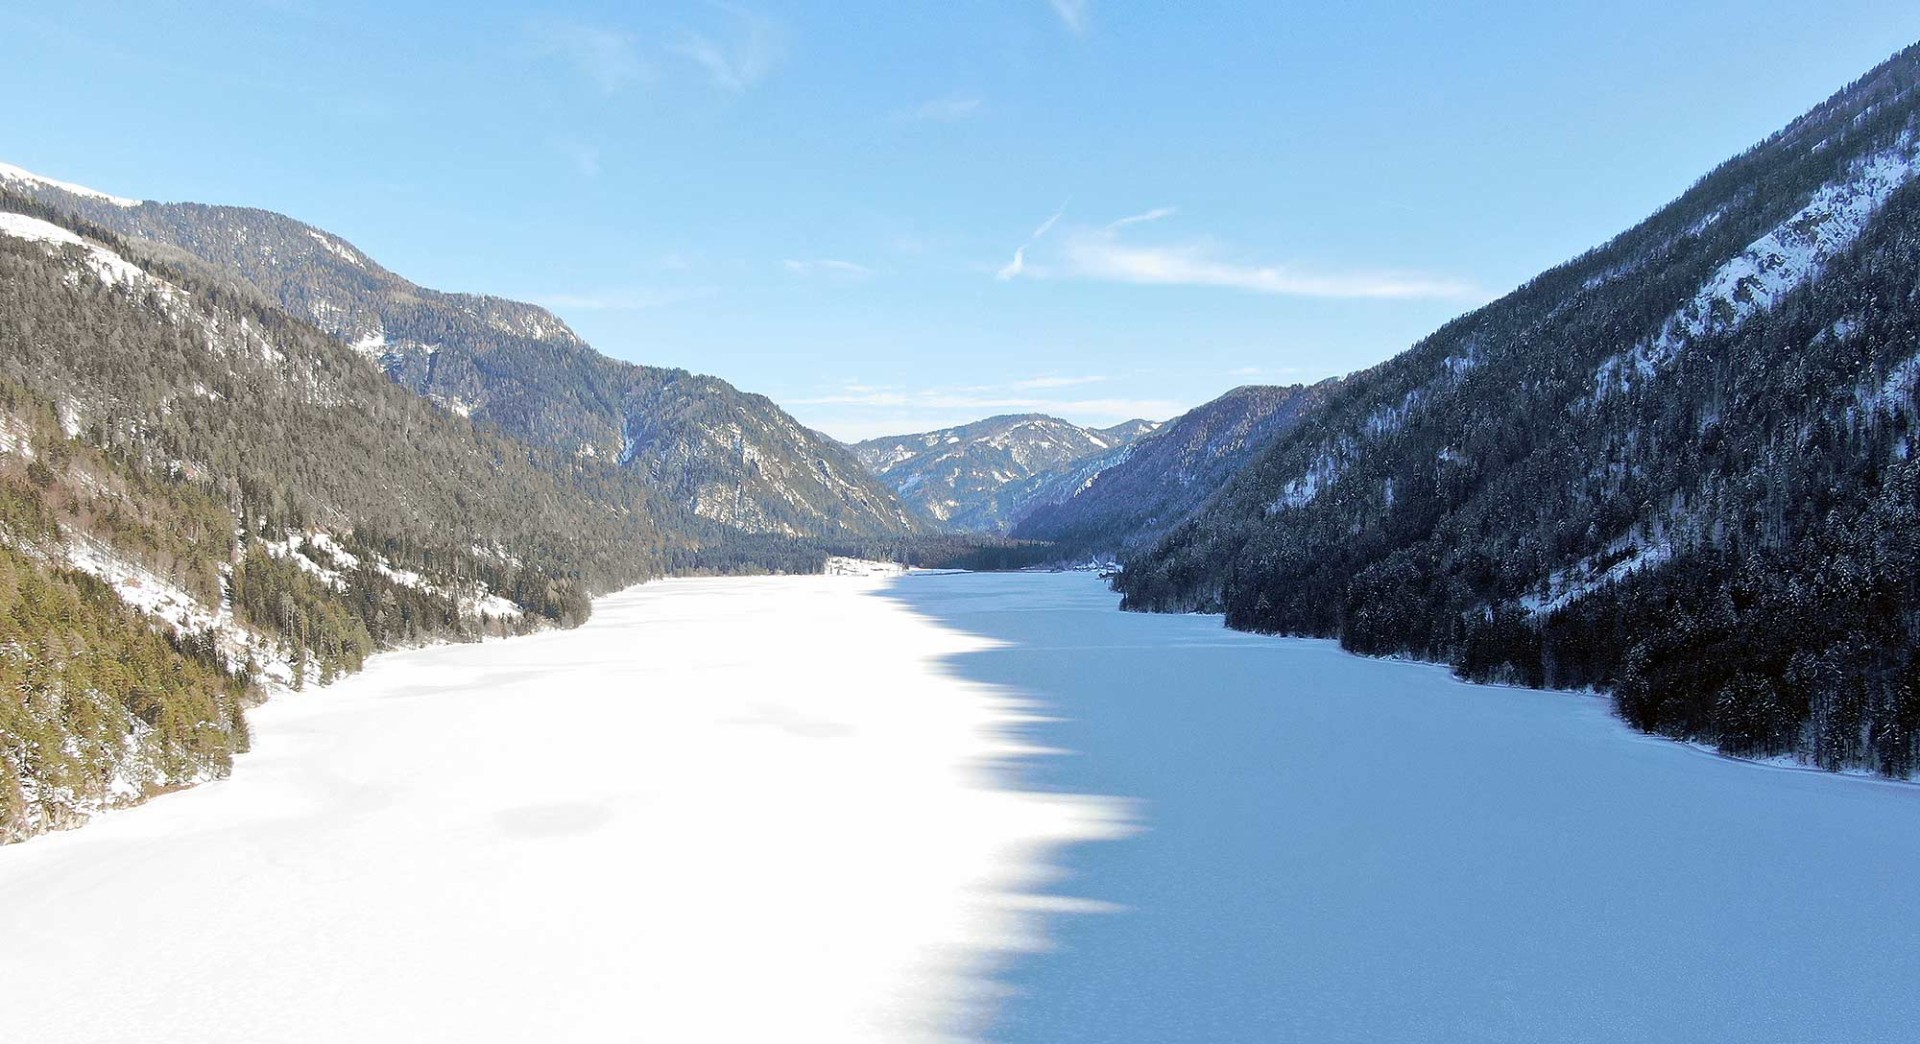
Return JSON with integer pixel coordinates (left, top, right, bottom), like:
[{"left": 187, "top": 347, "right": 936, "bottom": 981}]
[
  {"left": 1011, "top": 383, "right": 1330, "bottom": 555},
  {"left": 0, "top": 168, "right": 926, "bottom": 541},
  {"left": 0, "top": 188, "right": 684, "bottom": 839},
  {"left": 853, "top": 414, "right": 1158, "bottom": 532},
  {"left": 1120, "top": 43, "right": 1920, "bottom": 777}
]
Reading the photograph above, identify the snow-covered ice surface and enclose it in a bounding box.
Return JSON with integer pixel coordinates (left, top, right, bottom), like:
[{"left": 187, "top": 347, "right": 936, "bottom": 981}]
[
  {"left": 6, "top": 571, "right": 1918, "bottom": 1042},
  {"left": 0, "top": 574, "right": 1129, "bottom": 1043},
  {"left": 885, "top": 573, "right": 1920, "bottom": 1044}
]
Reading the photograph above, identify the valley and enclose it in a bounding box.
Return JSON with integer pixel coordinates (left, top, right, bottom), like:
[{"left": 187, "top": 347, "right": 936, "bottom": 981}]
[{"left": 4, "top": 13, "right": 1920, "bottom": 1042}]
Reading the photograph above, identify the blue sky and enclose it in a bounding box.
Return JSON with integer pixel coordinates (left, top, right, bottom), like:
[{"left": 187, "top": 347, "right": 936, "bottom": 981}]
[{"left": 5, "top": 2, "right": 1916, "bottom": 439}]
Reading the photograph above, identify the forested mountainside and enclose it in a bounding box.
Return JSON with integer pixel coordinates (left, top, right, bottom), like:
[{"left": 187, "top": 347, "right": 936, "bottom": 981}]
[
  {"left": 0, "top": 170, "right": 926, "bottom": 542},
  {"left": 853, "top": 414, "right": 1157, "bottom": 531},
  {"left": 1121, "top": 44, "right": 1920, "bottom": 777},
  {"left": 0, "top": 190, "right": 691, "bottom": 840},
  {"left": 1012, "top": 383, "right": 1330, "bottom": 556}
]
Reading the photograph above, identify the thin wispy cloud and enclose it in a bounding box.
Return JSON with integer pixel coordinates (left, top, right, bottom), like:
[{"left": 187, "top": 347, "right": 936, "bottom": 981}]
[
  {"left": 783, "top": 258, "right": 874, "bottom": 279},
  {"left": 1048, "top": 0, "right": 1090, "bottom": 33},
  {"left": 998, "top": 205, "right": 1481, "bottom": 301},
  {"left": 907, "top": 94, "right": 984, "bottom": 122},
  {"left": 531, "top": 21, "right": 649, "bottom": 94},
  {"left": 1064, "top": 236, "right": 1481, "bottom": 299},
  {"left": 996, "top": 201, "right": 1069, "bottom": 281},
  {"left": 677, "top": 6, "right": 782, "bottom": 92},
  {"left": 1106, "top": 206, "right": 1178, "bottom": 231}
]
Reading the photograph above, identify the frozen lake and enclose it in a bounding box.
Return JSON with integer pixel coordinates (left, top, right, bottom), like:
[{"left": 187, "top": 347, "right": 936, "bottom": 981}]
[
  {"left": 3, "top": 570, "right": 1917, "bottom": 1042},
  {"left": 892, "top": 573, "right": 1920, "bottom": 1043}
]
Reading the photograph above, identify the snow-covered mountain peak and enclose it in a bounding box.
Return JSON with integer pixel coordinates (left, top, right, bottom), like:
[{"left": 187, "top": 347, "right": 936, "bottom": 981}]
[
  {"left": 0, "top": 161, "right": 141, "bottom": 207},
  {"left": 853, "top": 412, "right": 1164, "bottom": 531}
]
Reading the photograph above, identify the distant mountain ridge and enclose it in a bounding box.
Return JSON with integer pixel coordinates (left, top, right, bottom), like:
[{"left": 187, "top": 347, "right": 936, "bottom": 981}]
[
  {"left": 1011, "top": 383, "right": 1332, "bottom": 555},
  {"left": 0, "top": 166, "right": 926, "bottom": 542},
  {"left": 852, "top": 414, "right": 1159, "bottom": 532}
]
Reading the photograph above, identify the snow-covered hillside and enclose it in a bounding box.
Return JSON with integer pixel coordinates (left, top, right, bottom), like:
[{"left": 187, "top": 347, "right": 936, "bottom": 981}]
[
  {"left": 0, "top": 162, "right": 929, "bottom": 544},
  {"left": 853, "top": 414, "right": 1160, "bottom": 532}
]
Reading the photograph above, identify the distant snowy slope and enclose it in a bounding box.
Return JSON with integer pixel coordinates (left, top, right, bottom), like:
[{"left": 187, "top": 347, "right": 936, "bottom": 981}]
[
  {"left": 853, "top": 414, "right": 1160, "bottom": 532},
  {"left": 1011, "top": 383, "right": 1331, "bottom": 555}
]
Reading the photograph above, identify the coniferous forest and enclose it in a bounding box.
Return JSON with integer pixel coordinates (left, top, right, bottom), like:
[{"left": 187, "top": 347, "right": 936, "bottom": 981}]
[{"left": 1119, "top": 45, "right": 1920, "bottom": 777}]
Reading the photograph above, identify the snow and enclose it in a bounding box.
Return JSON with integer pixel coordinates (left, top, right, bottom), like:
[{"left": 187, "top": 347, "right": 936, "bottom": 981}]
[
  {"left": 1269, "top": 446, "right": 1344, "bottom": 512},
  {"left": 6, "top": 571, "right": 1914, "bottom": 1041},
  {"left": 0, "top": 415, "right": 33, "bottom": 459},
  {"left": 823, "top": 555, "right": 907, "bottom": 577},
  {"left": 0, "top": 161, "right": 141, "bottom": 207},
  {"left": 0, "top": 212, "right": 150, "bottom": 287},
  {"left": 1597, "top": 137, "right": 1920, "bottom": 397},
  {"left": 0, "top": 575, "right": 1127, "bottom": 1043},
  {"left": 63, "top": 538, "right": 222, "bottom": 636},
  {"left": 349, "top": 330, "right": 388, "bottom": 357},
  {"left": 258, "top": 530, "right": 521, "bottom": 620},
  {"left": 464, "top": 589, "right": 523, "bottom": 618},
  {"left": 304, "top": 228, "right": 365, "bottom": 267},
  {"left": 57, "top": 537, "right": 297, "bottom": 687},
  {"left": 429, "top": 393, "right": 475, "bottom": 418},
  {"left": 1362, "top": 387, "right": 1424, "bottom": 438},
  {"left": 1519, "top": 539, "right": 1675, "bottom": 616},
  {"left": 259, "top": 532, "right": 349, "bottom": 590},
  {"left": 305, "top": 530, "right": 361, "bottom": 569},
  {"left": 1854, "top": 350, "right": 1920, "bottom": 420}
]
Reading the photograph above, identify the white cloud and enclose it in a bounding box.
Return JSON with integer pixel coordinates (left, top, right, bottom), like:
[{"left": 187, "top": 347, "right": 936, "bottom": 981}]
[
  {"left": 783, "top": 258, "right": 874, "bottom": 279},
  {"left": 532, "top": 21, "right": 648, "bottom": 94},
  {"left": 677, "top": 7, "right": 782, "bottom": 92},
  {"left": 997, "top": 202, "right": 1069, "bottom": 281},
  {"left": 908, "top": 94, "right": 984, "bottom": 122},
  {"left": 997, "top": 206, "right": 1482, "bottom": 301},
  {"left": 1048, "top": 0, "right": 1090, "bottom": 33}
]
